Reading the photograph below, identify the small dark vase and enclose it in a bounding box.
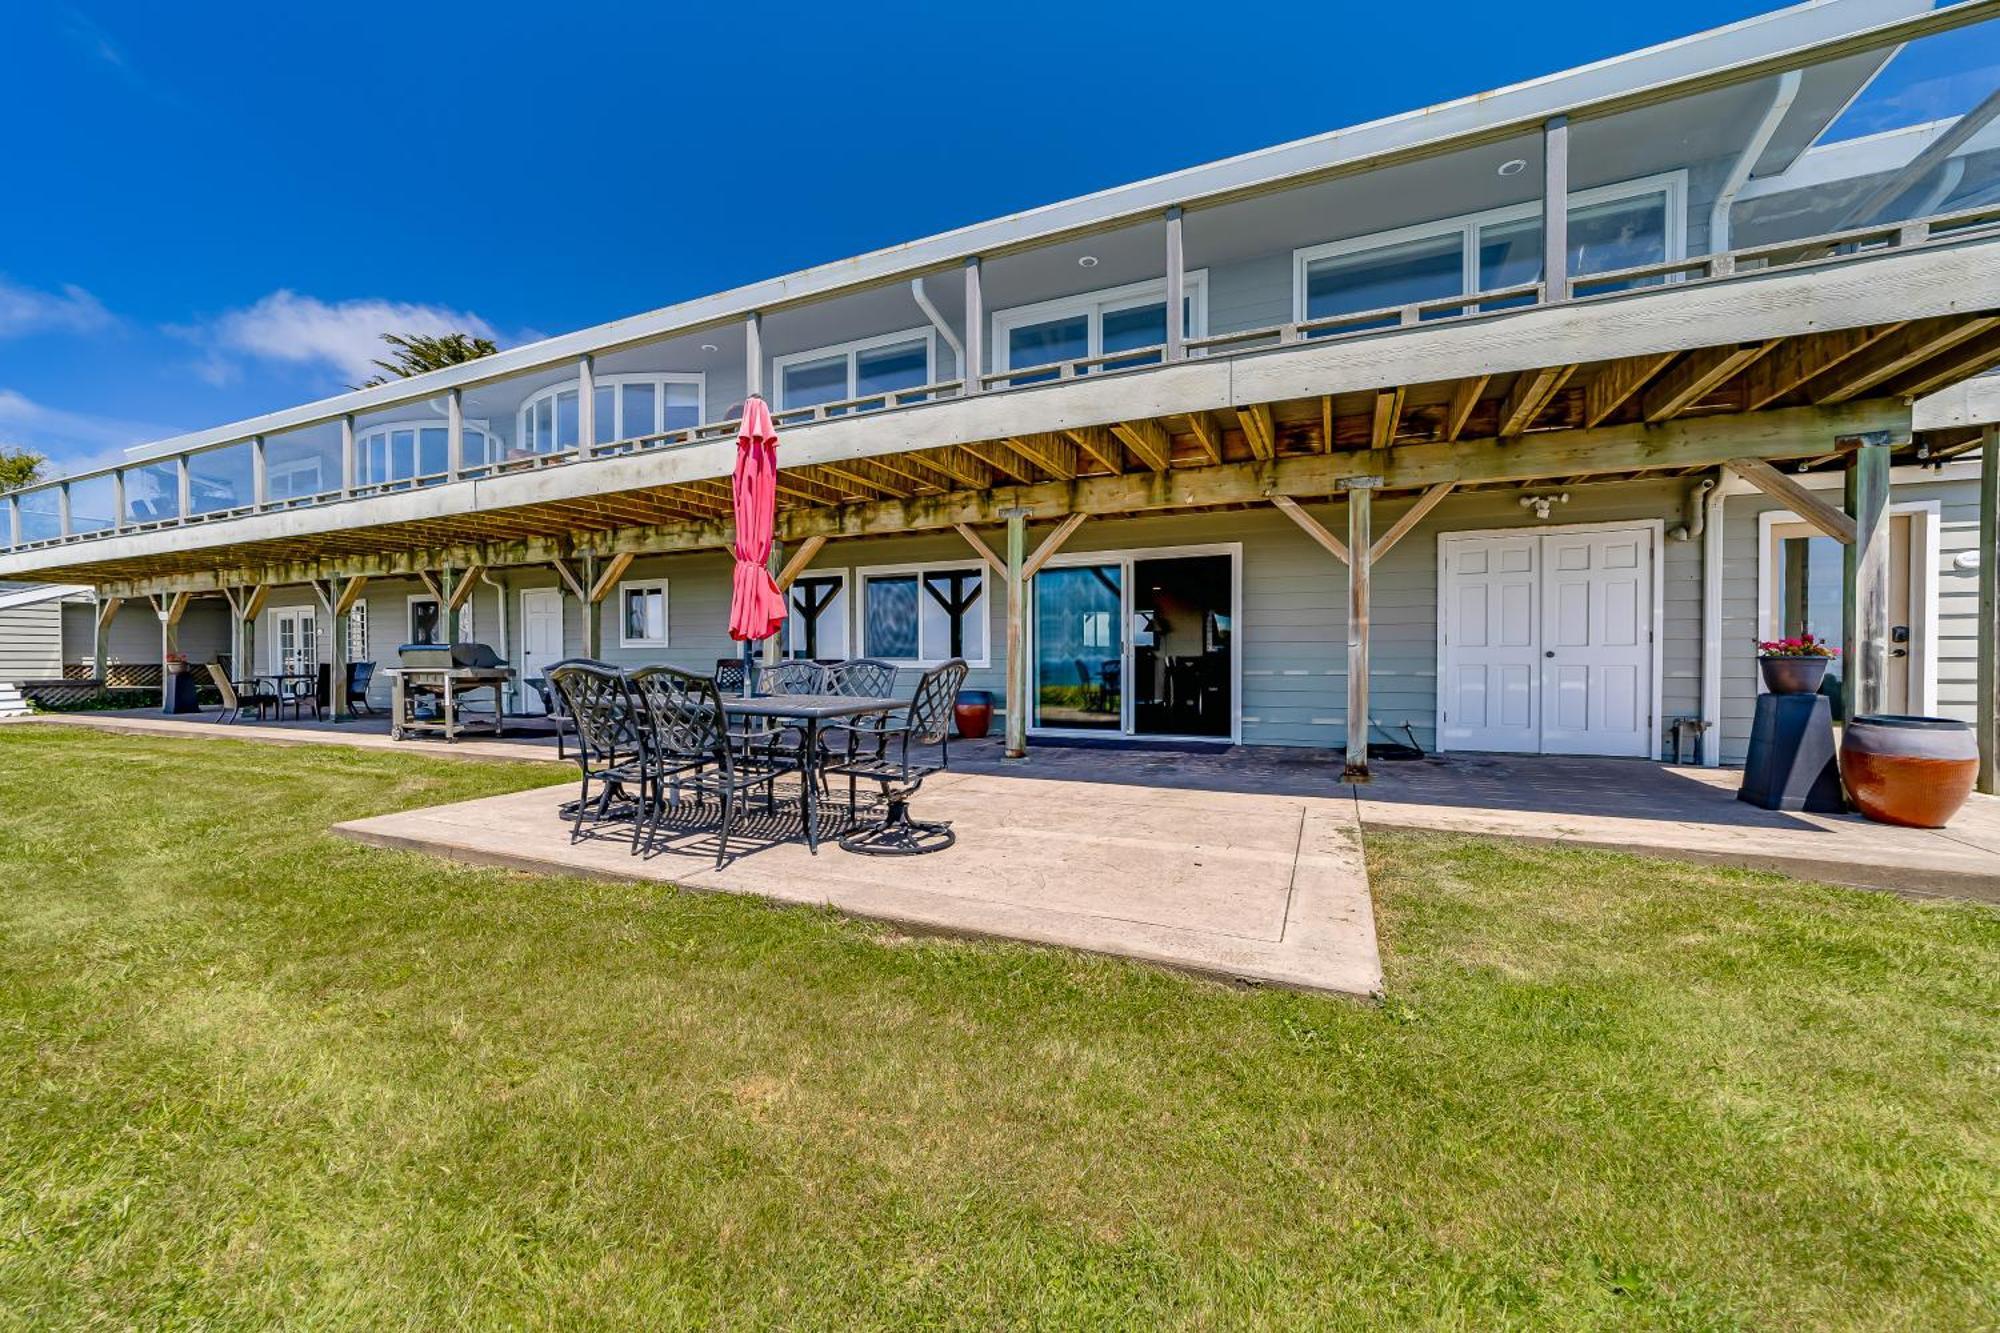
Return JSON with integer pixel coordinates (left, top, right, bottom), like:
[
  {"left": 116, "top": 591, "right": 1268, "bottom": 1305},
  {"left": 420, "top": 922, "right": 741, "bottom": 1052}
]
[
  {"left": 1840, "top": 715, "right": 1979, "bottom": 829},
  {"left": 953, "top": 689, "right": 994, "bottom": 740},
  {"left": 1760, "top": 655, "right": 1830, "bottom": 695}
]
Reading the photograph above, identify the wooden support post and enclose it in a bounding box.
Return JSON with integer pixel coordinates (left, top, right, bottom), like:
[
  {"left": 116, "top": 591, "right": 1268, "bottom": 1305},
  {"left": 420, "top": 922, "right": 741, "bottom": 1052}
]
[
  {"left": 1343, "top": 479, "right": 1378, "bottom": 781},
  {"left": 548, "top": 558, "right": 586, "bottom": 603},
  {"left": 1004, "top": 509, "right": 1028, "bottom": 760},
  {"left": 1022, "top": 512, "right": 1088, "bottom": 580},
  {"left": 242, "top": 584, "right": 271, "bottom": 621},
  {"left": 94, "top": 595, "right": 120, "bottom": 685},
  {"left": 1978, "top": 425, "right": 1998, "bottom": 794},
  {"left": 160, "top": 591, "right": 190, "bottom": 662},
  {"left": 954, "top": 523, "right": 1006, "bottom": 577},
  {"left": 1164, "top": 206, "right": 1185, "bottom": 363},
  {"left": 439, "top": 568, "right": 459, "bottom": 644},
  {"left": 584, "top": 553, "right": 632, "bottom": 605},
  {"left": 1543, "top": 116, "right": 1569, "bottom": 304},
  {"left": 1842, "top": 433, "right": 1892, "bottom": 721},
  {"left": 1724, "top": 457, "right": 1857, "bottom": 544},
  {"left": 223, "top": 586, "right": 245, "bottom": 679},
  {"left": 334, "top": 575, "right": 370, "bottom": 619},
  {"left": 775, "top": 535, "right": 828, "bottom": 590},
  {"left": 962, "top": 258, "right": 983, "bottom": 395},
  {"left": 1270, "top": 495, "right": 1349, "bottom": 564},
  {"left": 328, "top": 574, "right": 349, "bottom": 722},
  {"left": 581, "top": 554, "right": 604, "bottom": 659},
  {"left": 1370, "top": 483, "right": 1455, "bottom": 563}
]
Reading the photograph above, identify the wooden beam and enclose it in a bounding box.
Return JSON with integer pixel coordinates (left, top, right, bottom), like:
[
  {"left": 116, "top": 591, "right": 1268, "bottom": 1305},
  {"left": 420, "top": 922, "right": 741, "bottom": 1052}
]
[
  {"left": 1370, "top": 387, "right": 1406, "bottom": 449},
  {"left": 161, "top": 592, "right": 191, "bottom": 627},
  {"left": 1003, "top": 433, "right": 1079, "bottom": 481},
  {"left": 1235, "top": 403, "right": 1276, "bottom": 460},
  {"left": 773, "top": 535, "right": 827, "bottom": 590},
  {"left": 1062, "top": 426, "right": 1124, "bottom": 475},
  {"left": 416, "top": 570, "right": 442, "bottom": 600},
  {"left": 1723, "top": 458, "right": 1856, "bottom": 544},
  {"left": 1844, "top": 436, "right": 1893, "bottom": 719},
  {"left": 1004, "top": 511, "right": 1027, "bottom": 760},
  {"left": 1584, "top": 353, "right": 1674, "bottom": 427},
  {"left": 549, "top": 558, "right": 587, "bottom": 602},
  {"left": 1369, "top": 483, "right": 1455, "bottom": 562},
  {"left": 1318, "top": 396, "right": 1335, "bottom": 454},
  {"left": 585, "top": 553, "right": 633, "bottom": 604},
  {"left": 1183, "top": 412, "right": 1223, "bottom": 465},
  {"left": 1642, "top": 342, "right": 1776, "bottom": 421},
  {"left": 1110, "top": 419, "right": 1172, "bottom": 472},
  {"left": 1741, "top": 325, "right": 1902, "bottom": 410},
  {"left": 96, "top": 594, "right": 123, "bottom": 636},
  {"left": 1344, "top": 479, "right": 1377, "bottom": 782},
  {"left": 309, "top": 580, "right": 333, "bottom": 613},
  {"left": 241, "top": 584, "right": 270, "bottom": 620},
  {"left": 334, "top": 574, "right": 370, "bottom": 617},
  {"left": 446, "top": 566, "right": 483, "bottom": 611},
  {"left": 1498, "top": 364, "right": 1575, "bottom": 436},
  {"left": 962, "top": 440, "right": 1039, "bottom": 485},
  {"left": 1021, "top": 512, "right": 1088, "bottom": 581},
  {"left": 1442, "top": 375, "right": 1488, "bottom": 442},
  {"left": 1883, "top": 325, "right": 2000, "bottom": 400},
  {"left": 920, "top": 446, "right": 995, "bottom": 490},
  {"left": 953, "top": 523, "right": 1006, "bottom": 577},
  {"left": 1270, "top": 495, "right": 1348, "bottom": 565},
  {"left": 1810, "top": 316, "right": 2000, "bottom": 404}
]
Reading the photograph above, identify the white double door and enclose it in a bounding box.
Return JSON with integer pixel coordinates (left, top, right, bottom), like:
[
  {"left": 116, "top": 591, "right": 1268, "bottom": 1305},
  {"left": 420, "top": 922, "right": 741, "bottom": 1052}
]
[{"left": 1439, "top": 525, "right": 1657, "bottom": 757}]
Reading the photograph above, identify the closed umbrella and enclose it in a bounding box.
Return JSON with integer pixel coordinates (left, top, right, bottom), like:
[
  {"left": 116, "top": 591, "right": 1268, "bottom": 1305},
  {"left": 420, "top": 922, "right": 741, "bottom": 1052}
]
[{"left": 728, "top": 396, "right": 787, "bottom": 652}]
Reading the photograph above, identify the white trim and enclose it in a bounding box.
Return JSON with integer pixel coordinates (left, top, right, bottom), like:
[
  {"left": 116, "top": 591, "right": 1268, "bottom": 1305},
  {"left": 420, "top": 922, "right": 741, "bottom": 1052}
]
[
  {"left": 517, "top": 586, "right": 565, "bottom": 712},
  {"left": 406, "top": 593, "right": 442, "bottom": 646},
  {"left": 991, "top": 272, "right": 1211, "bottom": 372},
  {"left": 1292, "top": 171, "right": 1689, "bottom": 322},
  {"left": 772, "top": 328, "right": 937, "bottom": 413},
  {"left": 1700, "top": 485, "right": 1727, "bottom": 766},
  {"left": 517, "top": 372, "right": 706, "bottom": 451},
  {"left": 267, "top": 604, "right": 322, "bottom": 675},
  {"left": 1754, "top": 500, "right": 1940, "bottom": 714},
  {"left": 850, "top": 558, "right": 992, "bottom": 668},
  {"left": 615, "top": 578, "right": 671, "bottom": 650},
  {"left": 783, "top": 567, "right": 851, "bottom": 661},
  {"left": 1433, "top": 518, "right": 1666, "bottom": 758},
  {"left": 1025, "top": 540, "right": 1244, "bottom": 746},
  {"left": 355, "top": 418, "right": 498, "bottom": 486}
]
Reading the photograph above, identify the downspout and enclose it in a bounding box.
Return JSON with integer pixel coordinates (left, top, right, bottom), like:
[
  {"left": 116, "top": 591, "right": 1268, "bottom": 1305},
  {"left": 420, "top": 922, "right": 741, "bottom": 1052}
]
[
  {"left": 1710, "top": 70, "right": 1802, "bottom": 254},
  {"left": 1672, "top": 475, "right": 1716, "bottom": 542},
  {"left": 482, "top": 567, "right": 511, "bottom": 711},
  {"left": 911, "top": 277, "right": 965, "bottom": 379}
]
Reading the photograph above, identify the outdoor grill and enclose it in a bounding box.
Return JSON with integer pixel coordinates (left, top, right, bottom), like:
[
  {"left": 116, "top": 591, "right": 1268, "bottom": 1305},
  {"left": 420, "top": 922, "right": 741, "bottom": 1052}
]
[{"left": 384, "top": 642, "right": 514, "bottom": 741}]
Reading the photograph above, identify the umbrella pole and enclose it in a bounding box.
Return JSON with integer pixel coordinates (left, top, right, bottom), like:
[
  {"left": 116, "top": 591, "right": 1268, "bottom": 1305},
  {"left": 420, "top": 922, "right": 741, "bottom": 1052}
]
[{"left": 741, "top": 639, "right": 754, "bottom": 697}]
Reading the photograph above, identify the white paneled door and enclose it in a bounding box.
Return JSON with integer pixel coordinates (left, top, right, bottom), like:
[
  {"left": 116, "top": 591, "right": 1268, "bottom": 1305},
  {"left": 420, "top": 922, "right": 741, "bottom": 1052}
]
[
  {"left": 519, "top": 588, "right": 564, "bottom": 715},
  {"left": 1440, "top": 525, "right": 1657, "bottom": 757}
]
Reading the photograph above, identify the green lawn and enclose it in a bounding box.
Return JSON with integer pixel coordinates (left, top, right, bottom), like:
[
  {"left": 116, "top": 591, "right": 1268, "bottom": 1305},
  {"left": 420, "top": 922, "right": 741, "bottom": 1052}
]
[{"left": 1, "top": 725, "right": 1995, "bottom": 1328}]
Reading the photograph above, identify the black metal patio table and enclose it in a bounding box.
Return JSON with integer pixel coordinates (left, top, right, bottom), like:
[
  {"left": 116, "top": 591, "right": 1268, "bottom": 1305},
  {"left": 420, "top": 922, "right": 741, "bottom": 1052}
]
[{"left": 722, "top": 692, "right": 899, "bottom": 854}]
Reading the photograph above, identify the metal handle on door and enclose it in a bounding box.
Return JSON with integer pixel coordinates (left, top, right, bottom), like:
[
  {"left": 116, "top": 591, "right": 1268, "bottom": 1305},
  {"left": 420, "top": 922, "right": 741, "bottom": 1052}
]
[{"left": 1544, "top": 650, "right": 1555, "bottom": 658}]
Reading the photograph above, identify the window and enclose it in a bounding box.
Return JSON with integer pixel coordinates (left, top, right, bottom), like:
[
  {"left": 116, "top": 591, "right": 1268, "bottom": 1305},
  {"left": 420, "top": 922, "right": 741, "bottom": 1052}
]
[
  {"left": 993, "top": 274, "right": 1209, "bottom": 380},
  {"left": 266, "top": 456, "right": 325, "bottom": 502},
  {"left": 775, "top": 330, "right": 933, "bottom": 415},
  {"left": 355, "top": 420, "right": 500, "bottom": 486},
  {"left": 347, "top": 604, "right": 368, "bottom": 660},
  {"left": 619, "top": 580, "right": 669, "bottom": 649},
  {"left": 1295, "top": 174, "right": 1684, "bottom": 327},
  {"left": 408, "top": 597, "right": 441, "bottom": 645},
  {"left": 517, "top": 374, "right": 703, "bottom": 453},
  {"left": 786, "top": 572, "right": 848, "bottom": 660},
  {"left": 858, "top": 564, "right": 986, "bottom": 665}
]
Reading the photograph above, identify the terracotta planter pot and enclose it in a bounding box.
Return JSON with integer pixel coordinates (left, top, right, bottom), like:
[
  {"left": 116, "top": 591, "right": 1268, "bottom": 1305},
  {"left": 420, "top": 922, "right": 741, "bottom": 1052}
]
[
  {"left": 1759, "top": 655, "right": 1830, "bottom": 695},
  {"left": 953, "top": 690, "right": 993, "bottom": 740},
  {"left": 1840, "top": 714, "right": 1979, "bottom": 829}
]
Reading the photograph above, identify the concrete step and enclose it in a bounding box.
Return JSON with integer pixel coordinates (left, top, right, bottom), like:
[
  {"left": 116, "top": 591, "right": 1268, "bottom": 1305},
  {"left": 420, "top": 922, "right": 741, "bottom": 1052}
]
[{"left": 0, "top": 684, "right": 29, "bottom": 718}]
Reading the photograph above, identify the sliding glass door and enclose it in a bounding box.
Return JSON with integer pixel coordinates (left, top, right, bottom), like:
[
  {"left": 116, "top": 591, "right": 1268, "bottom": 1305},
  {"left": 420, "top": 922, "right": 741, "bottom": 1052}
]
[{"left": 1032, "top": 564, "right": 1123, "bottom": 731}]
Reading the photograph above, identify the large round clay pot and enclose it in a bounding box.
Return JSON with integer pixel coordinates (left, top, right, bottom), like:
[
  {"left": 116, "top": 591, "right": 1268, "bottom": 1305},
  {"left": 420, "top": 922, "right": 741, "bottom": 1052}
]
[
  {"left": 1759, "top": 655, "right": 1830, "bottom": 695},
  {"left": 953, "top": 689, "right": 993, "bottom": 740},
  {"left": 1840, "top": 715, "right": 1979, "bottom": 829}
]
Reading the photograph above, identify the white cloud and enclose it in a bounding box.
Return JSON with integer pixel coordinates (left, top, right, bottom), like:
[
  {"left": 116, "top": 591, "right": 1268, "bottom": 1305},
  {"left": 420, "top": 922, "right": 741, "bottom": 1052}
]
[
  {"left": 190, "top": 290, "right": 501, "bottom": 386},
  {"left": 0, "top": 389, "right": 178, "bottom": 477},
  {"left": 0, "top": 276, "right": 115, "bottom": 339}
]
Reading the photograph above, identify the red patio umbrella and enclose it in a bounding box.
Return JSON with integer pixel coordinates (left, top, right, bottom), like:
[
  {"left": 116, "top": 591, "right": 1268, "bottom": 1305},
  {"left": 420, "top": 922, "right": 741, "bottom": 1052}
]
[{"left": 727, "top": 395, "right": 787, "bottom": 645}]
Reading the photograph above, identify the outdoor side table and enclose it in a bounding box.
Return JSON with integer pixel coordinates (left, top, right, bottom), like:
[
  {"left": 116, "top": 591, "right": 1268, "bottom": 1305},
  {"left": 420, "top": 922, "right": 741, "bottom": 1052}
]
[{"left": 1738, "top": 692, "right": 1844, "bottom": 813}]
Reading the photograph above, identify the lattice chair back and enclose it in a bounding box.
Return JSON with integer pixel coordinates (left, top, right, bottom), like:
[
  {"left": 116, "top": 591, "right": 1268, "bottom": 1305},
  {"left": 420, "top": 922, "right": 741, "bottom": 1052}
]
[
  {"left": 755, "top": 659, "right": 825, "bottom": 696},
  {"left": 629, "top": 665, "right": 728, "bottom": 765},
  {"left": 712, "top": 657, "right": 746, "bottom": 693},
  {"left": 824, "top": 658, "right": 897, "bottom": 699},
  {"left": 908, "top": 659, "right": 969, "bottom": 746},
  {"left": 547, "top": 662, "right": 633, "bottom": 765}
]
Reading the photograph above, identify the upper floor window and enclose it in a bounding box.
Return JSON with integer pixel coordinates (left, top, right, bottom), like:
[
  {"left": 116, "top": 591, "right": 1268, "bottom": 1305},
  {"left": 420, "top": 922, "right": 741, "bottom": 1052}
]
[
  {"left": 1295, "top": 173, "right": 1685, "bottom": 328},
  {"left": 517, "top": 374, "right": 703, "bottom": 455},
  {"left": 993, "top": 274, "right": 1208, "bottom": 380},
  {"left": 355, "top": 420, "right": 501, "bottom": 487},
  {"left": 774, "top": 330, "right": 934, "bottom": 416}
]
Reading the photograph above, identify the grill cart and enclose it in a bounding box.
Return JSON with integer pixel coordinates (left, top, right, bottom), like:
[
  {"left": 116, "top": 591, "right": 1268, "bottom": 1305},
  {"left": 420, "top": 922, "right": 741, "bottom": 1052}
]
[{"left": 385, "top": 642, "right": 514, "bottom": 742}]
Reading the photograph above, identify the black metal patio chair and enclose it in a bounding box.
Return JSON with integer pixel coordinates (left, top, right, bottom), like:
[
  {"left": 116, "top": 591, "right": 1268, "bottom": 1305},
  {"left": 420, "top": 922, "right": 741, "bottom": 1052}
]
[
  {"left": 819, "top": 658, "right": 902, "bottom": 768},
  {"left": 546, "top": 661, "right": 648, "bottom": 846},
  {"left": 713, "top": 657, "right": 747, "bottom": 694},
  {"left": 826, "top": 658, "right": 968, "bottom": 856},
  {"left": 345, "top": 661, "right": 377, "bottom": 716},
  {"left": 205, "top": 661, "right": 274, "bottom": 723},
  {"left": 754, "top": 659, "right": 825, "bottom": 695},
  {"left": 629, "top": 665, "right": 799, "bottom": 867}
]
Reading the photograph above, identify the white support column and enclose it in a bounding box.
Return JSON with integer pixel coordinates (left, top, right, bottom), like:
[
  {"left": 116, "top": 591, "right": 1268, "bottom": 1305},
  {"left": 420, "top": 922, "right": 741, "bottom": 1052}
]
[
  {"left": 341, "top": 414, "right": 357, "bottom": 495},
  {"left": 1543, "top": 116, "right": 1570, "bottom": 304},
  {"left": 58, "top": 481, "right": 72, "bottom": 538},
  {"left": 1977, "top": 425, "right": 1998, "bottom": 794},
  {"left": 1843, "top": 432, "right": 1892, "bottom": 720},
  {"left": 6, "top": 494, "right": 19, "bottom": 547},
  {"left": 176, "top": 455, "right": 192, "bottom": 520},
  {"left": 328, "top": 575, "right": 349, "bottom": 722},
  {"left": 446, "top": 387, "right": 464, "bottom": 481},
  {"left": 577, "top": 354, "right": 596, "bottom": 449},
  {"left": 745, "top": 312, "right": 764, "bottom": 401},
  {"left": 251, "top": 435, "right": 268, "bottom": 510},
  {"left": 962, "top": 258, "right": 983, "bottom": 395},
  {"left": 1164, "top": 206, "right": 1185, "bottom": 362},
  {"left": 1004, "top": 508, "right": 1028, "bottom": 760},
  {"left": 1342, "top": 478, "right": 1379, "bottom": 781},
  {"left": 1699, "top": 483, "right": 1727, "bottom": 767},
  {"left": 111, "top": 469, "right": 126, "bottom": 531}
]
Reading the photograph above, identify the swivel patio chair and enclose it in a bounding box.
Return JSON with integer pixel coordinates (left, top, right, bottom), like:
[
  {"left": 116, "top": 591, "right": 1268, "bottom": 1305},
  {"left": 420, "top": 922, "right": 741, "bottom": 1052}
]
[
  {"left": 827, "top": 658, "right": 968, "bottom": 856},
  {"left": 546, "top": 661, "right": 648, "bottom": 845},
  {"left": 753, "top": 659, "right": 825, "bottom": 695},
  {"left": 820, "top": 658, "right": 902, "bottom": 767},
  {"left": 205, "top": 661, "right": 274, "bottom": 724},
  {"left": 629, "top": 665, "right": 799, "bottom": 867},
  {"left": 345, "top": 661, "right": 377, "bottom": 716}
]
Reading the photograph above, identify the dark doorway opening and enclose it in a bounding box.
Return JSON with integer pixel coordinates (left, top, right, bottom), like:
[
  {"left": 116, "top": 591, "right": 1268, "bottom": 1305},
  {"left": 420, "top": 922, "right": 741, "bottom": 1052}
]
[{"left": 1132, "top": 554, "right": 1232, "bottom": 738}]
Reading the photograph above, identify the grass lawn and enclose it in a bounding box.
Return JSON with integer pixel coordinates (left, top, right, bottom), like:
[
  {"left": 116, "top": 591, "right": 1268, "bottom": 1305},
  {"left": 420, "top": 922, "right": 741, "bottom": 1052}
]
[{"left": 1, "top": 725, "right": 1995, "bottom": 1328}]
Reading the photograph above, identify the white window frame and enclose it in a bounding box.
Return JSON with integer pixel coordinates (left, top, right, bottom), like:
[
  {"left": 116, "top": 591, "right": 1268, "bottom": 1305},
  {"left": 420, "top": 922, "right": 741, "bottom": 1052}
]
[
  {"left": 784, "top": 568, "right": 851, "bottom": 661},
  {"left": 265, "top": 455, "right": 326, "bottom": 502},
  {"left": 1291, "top": 172, "right": 1688, "bottom": 323},
  {"left": 772, "top": 328, "right": 936, "bottom": 414},
  {"left": 346, "top": 602, "right": 369, "bottom": 661},
  {"left": 617, "top": 579, "right": 671, "bottom": 650},
  {"left": 406, "top": 594, "right": 442, "bottom": 646},
  {"left": 517, "top": 372, "right": 706, "bottom": 452},
  {"left": 354, "top": 419, "right": 498, "bottom": 486},
  {"left": 992, "top": 271, "right": 1210, "bottom": 373},
  {"left": 852, "top": 560, "right": 990, "bottom": 668}
]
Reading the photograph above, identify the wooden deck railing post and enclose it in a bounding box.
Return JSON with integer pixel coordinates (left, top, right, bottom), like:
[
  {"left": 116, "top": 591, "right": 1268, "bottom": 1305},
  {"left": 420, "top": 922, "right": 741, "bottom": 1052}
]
[
  {"left": 1004, "top": 508, "right": 1028, "bottom": 760},
  {"left": 1342, "top": 478, "right": 1379, "bottom": 781},
  {"left": 1165, "top": 206, "right": 1185, "bottom": 361},
  {"left": 1543, "top": 116, "right": 1569, "bottom": 305},
  {"left": 1842, "top": 432, "right": 1892, "bottom": 720},
  {"left": 962, "top": 258, "right": 983, "bottom": 395},
  {"left": 1978, "top": 425, "right": 1998, "bottom": 794}
]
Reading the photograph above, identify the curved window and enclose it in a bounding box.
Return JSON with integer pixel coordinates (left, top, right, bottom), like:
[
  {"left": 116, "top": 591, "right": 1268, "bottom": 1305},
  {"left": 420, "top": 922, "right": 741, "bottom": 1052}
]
[
  {"left": 354, "top": 420, "right": 500, "bottom": 488},
  {"left": 516, "top": 373, "right": 703, "bottom": 454}
]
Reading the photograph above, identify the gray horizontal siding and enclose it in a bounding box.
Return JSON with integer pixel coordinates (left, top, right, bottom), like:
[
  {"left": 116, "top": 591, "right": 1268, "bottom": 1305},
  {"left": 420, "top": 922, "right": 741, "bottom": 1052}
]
[{"left": 0, "top": 604, "right": 62, "bottom": 682}]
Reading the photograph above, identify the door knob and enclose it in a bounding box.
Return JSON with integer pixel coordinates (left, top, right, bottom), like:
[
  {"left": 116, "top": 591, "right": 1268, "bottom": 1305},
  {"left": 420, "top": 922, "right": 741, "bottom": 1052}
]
[
  {"left": 1544, "top": 650, "right": 1555, "bottom": 658},
  {"left": 1891, "top": 648, "right": 1908, "bottom": 658}
]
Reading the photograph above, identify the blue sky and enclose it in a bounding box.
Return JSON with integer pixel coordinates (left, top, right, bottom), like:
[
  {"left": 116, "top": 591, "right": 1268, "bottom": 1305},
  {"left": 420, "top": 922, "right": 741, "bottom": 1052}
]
[{"left": 0, "top": 0, "right": 1967, "bottom": 473}]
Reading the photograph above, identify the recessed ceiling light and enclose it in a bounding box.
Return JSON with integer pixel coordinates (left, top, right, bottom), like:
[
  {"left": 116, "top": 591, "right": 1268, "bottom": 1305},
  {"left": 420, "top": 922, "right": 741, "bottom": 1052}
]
[
  {"left": 1078, "top": 255, "right": 1099, "bottom": 268},
  {"left": 699, "top": 343, "right": 719, "bottom": 352},
  {"left": 1497, "top": 158, "right": 1528, "bottom": 177}
]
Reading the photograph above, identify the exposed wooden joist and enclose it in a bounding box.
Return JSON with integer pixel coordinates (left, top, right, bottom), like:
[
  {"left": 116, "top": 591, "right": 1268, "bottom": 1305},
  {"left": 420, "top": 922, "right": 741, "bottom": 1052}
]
[
  {"left": 1584, "top": 353, "right": 1675, "bottom": 427},
  {"left": 1883, "top": 325, "right": 2000, "bottom": 400},
  {"left": 1110, "top": 418, "right": 1173, "bottom": 472},
  {"left": 918, "top": 446, "right": 995, "bottom": 490},
  {"left": 1062, "top": 426, "right": 1125, "bottom": 475},
  {"left": 1642, "top": 341, "right": 1776, "bottom": 422},
  {"left": 1021, "top": 512, "right": 1089, "bottom": 580},
  {"left": 1183, "top": 411, "right": 1223, "bottom": 464},
  {"left": 1003, "top": 433, "right": 1079, "bottom": 480},
  {"left": 1723, "top": 458, "right": 1857, "bottom": 544},
  {"left": 1270, "top": 495, "right": 1348, "bottom": 565},
  {"left": 1235, "top": 403, "right": 1276, "bottom": 460},
  {"left": 952, "top": 522, "right": 1006, "bottom": 577},
  {"left": 960, "top": 441, "right": 1039, "bottom": 485},
  {"left": 1319, "top": 395, "right": 1336, "bottom": 454},
  {"left": 816, "top": 460, "right": 910, "bottom": 499},
  {"left": 1810, "top": 315, "right": 2000, "bottom": 404},
  {"left": 1370, "top": 387, "right": 1406, "bottom": 449},
  {"left": 1499, "top": 365, "right": 1576, "bottom": 436},
  {"left": 1741, "top": 325, "right": 1903, "bottom": 410},
  {"left": 585, "top": 553, "right": 632, "bottom": 603},
  {"left": 1369, "top": 483, "right": 1455, "bottom": 562},
  {"left": 1442, "top": 375, "right": 1488, "bottom": 442},
  {"left": 773, "top": 535, "right": 827, "bottom": 589},
  {"left": 334, "top": 575, "right": 370, "bottom": 617}
]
